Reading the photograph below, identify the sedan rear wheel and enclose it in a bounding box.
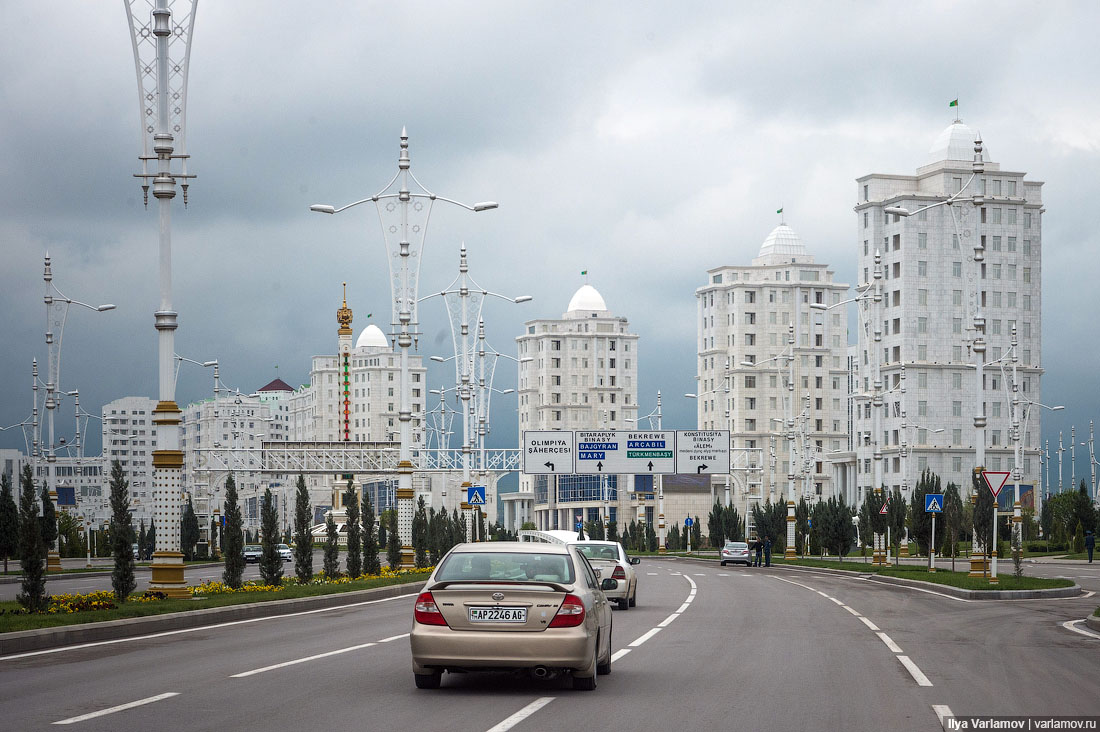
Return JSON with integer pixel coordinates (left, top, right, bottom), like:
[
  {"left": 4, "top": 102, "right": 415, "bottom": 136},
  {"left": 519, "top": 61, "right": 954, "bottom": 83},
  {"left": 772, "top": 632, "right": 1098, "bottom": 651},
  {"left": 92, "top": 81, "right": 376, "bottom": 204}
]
[
  {"left": 616, "top": 597, "right": 629, "bottom": 610},
  {"left": 572, "top": 642, "right": 598, "bottom": 690},
  {"left": 597, "top": 627, "right": 612, "bottom": 676},
  {"left": 628, "top": 586, "right": 636, "bottom": 608},
  {"left": 414, "top": 671, "right": 442, "bottom": 689}
]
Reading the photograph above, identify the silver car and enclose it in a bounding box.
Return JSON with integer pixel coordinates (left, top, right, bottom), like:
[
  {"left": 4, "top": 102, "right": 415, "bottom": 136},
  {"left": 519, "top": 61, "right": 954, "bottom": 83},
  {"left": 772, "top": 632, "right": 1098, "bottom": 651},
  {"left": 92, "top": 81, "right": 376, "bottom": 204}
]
[
  {"left": 720, "top": 541, "right": 751, "bottom": 566},
  {"left": 277, "top": 543, "right": 293, "bottom": 562},
  {"left": 410, "top": 541, "right": 616, "bottom": 690}
]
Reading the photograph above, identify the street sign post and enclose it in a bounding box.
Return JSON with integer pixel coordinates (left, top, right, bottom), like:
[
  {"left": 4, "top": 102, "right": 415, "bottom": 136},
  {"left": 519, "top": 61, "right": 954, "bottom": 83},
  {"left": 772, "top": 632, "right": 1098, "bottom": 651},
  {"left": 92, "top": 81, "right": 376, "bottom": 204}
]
[
  {"left": 981, "top": 471, "right": 1012, "bottom": 585},
  {"left": 925, "top": 493, "right": 944, "bottom": 574},
  {"left": 522, "top": 431, "right": 575, "bottom": 475},
  {"left": 575, "top": 430, "right": 676, "bottom": 475},
  {"left": 675, "top": 430, "right": 730, "bottom": 475}
]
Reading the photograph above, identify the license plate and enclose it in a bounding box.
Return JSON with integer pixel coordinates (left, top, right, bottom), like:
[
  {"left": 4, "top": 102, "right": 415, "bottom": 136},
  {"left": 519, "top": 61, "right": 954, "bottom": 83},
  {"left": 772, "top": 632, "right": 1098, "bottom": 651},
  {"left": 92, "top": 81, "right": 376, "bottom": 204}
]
[{"left": 468, "top": 606, "right": 527, "bottom": 623}]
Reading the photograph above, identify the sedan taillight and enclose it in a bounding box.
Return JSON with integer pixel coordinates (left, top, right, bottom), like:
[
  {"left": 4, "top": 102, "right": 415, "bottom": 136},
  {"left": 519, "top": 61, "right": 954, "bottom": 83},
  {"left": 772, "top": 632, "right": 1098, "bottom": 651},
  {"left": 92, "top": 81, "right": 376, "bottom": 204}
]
[
  {"left": 548, "top": 594, "right": 586, "bottom": 628},
  {"left": 611, "top": 566, "right": 626, "bottom": 580},
  {"left": 414, "top": 592, "right": 448, "bottom": 626}
]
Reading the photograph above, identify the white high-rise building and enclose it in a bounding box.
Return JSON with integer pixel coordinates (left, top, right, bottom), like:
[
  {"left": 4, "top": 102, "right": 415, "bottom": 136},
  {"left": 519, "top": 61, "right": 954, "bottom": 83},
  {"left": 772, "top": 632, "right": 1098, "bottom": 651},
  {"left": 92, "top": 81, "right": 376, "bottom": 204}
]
[
  {"left": 695, "top": 223, "right": 850, "bottom": 518},
  {"left": 514, "top": 284, "right": 641, "bottom": 532},
  {"left": 851, "top": 119, "right": 1043, "bottom": 505},
  {"left": 102, "top": 396, "right": 158, "bottom": 524}
]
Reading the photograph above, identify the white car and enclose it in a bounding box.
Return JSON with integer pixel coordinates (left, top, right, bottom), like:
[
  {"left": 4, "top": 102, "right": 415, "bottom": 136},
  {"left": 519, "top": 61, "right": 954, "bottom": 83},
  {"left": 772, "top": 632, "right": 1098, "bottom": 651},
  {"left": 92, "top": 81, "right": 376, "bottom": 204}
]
[
  {"left": 277, "top": 543, "right": 293, "bottom": 562},
  {"left": 571, "top": 541, "right": 639, "bottom": 610}
]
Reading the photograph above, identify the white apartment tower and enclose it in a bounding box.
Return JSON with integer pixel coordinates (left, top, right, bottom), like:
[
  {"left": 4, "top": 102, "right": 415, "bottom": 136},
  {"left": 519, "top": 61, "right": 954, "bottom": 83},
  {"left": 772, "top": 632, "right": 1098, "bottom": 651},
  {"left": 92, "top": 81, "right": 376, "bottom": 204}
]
[
  {"left": 696, "top": 224, "right": 850, "bottom": 511},
  {"left": 852, "top": 119, "right": 1043, "bottom": 504},
  {"left": 102, "top": 395, "right": 158, "bottom": 524},
  {"left": 515, "top": 284, "right": 640, "bottom": 531}
]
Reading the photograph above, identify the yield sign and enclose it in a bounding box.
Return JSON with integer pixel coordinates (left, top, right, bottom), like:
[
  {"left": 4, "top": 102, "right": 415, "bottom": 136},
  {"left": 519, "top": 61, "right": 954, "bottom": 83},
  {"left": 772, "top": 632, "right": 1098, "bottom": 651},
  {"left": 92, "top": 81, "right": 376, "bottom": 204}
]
[
  {"left": 879, "top": 502, "right": 889, "bottom": 515},
  {"left": 982, "top": 471, "right": 1011, "bottom": 499}
]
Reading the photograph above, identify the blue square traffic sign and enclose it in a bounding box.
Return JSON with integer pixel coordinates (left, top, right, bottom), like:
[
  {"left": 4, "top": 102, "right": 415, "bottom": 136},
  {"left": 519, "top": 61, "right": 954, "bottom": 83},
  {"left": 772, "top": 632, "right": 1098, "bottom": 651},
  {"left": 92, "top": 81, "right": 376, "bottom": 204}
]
[
  {"left": 925, "top": 493, "right": 944, "bottom": 513},
  {"left": 467, "top": 485, "right": 486, "bottom": 506}
]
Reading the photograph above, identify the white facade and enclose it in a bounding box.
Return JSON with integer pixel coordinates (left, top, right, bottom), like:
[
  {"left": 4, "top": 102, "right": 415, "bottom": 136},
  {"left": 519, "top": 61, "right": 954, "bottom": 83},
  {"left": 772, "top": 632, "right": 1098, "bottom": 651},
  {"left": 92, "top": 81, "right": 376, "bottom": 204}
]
[
  {"left": 851, "top": 120, "right": 1043, "bottom": 504},
  {"left": 696, "top": 223, "right": 851, "bottom": 519},
  {"left": 514, "top": 284, "right": 648, "bottom": 532},
  {"left": 102, "top": 395, "right": 158, "bottom": 524}
]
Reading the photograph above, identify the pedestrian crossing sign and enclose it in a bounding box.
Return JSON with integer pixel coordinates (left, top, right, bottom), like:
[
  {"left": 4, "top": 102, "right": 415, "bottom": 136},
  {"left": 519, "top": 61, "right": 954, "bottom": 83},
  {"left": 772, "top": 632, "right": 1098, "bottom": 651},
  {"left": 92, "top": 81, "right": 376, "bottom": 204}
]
[
  {"left": 467, "top": 485, "right": 486, "bottom": 506},
  {"left": 925, "top": 493, "right": 944, "bottom": 513}
]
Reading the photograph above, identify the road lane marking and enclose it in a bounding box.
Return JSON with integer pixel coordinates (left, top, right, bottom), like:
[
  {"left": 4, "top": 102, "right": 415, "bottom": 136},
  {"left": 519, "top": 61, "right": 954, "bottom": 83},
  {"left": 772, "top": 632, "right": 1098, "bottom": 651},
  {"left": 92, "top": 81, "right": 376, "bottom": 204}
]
[
  {"left": 718, "top": 573, "right": 730, "bottom": 577},
  {"left": 646, "top": 572, "right": 659, "bottom": 576},
  {"left": 933, "top": 704, "right": 954, "bottom": 729},
  {"left": 898, "top": 655, "right": 933, "bottom": 686},
  {"left": 858, "top": 616, "right": 880, "bottom": 631},
  {"left": 694, "top": 573, "right": 707, "bottom": 576},
  {"left": 876, "top": 632, "right": 903, "bottom": 653},
  {"left": 657, "top": 613, "right": 680, "bottom": 627},
  {"left": 485, "top": 697, "right": 556, "bottom": 732},
  {"left": 610, "top": 649, "right": 631, "bottom": 662},
  {"left": 842, "top": 605, "right": 861, "bottom": 616},
  {"left": 629, "top": 627, "right": 662, "bottom": 647},
  {"left": 829, "top": 597, "right": 844, "bottom": 606},
  {"left": 675, "top": 602, "right": 690, "bottom": 613},
  {"left": 0, "top": 592, "right": 418, "bottom": 661},
  {"left": 378, "top": 633, "right": 409, "bottom": 643},
  {"left": 1062, "top": 619, "right": 1100, "bottom": 640},
  {"left": 53, "top": 692, "right": 179, "bottom": 725},
  {"left": 739, "top": 573, "right": 751, "bottom": 577},
  {"left": 231, "top": 642, "right": 377, "bottom": 677}
]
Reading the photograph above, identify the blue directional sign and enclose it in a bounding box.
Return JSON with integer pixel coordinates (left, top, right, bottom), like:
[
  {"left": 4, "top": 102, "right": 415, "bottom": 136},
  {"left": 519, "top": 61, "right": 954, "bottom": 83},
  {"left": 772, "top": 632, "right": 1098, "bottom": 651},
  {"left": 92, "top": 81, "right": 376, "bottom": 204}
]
[
  {"left": 467, "top": 485, "right": 486, "bottom": 506},
  {"left": 925, "top": 493, "right": 944, "bottom": 513},
  {"left": 684, "top": 517, "right": 694, "bottom": 528},
  {"left": 575, "top": 522, "right": 583, "bottom": 531}
]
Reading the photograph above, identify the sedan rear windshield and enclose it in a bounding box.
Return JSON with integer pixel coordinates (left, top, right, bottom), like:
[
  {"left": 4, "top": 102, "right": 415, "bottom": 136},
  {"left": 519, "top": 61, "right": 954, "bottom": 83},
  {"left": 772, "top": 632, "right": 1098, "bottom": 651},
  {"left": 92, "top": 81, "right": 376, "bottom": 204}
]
[
  {"left": 725, "top": 542, "right": 748, "bottom": 549},
  {"left": 436, "top": 552, "right": 575, "bottom": 584},
  {"left": 573, "top": 544, "right": 620, "bottom": 561}
]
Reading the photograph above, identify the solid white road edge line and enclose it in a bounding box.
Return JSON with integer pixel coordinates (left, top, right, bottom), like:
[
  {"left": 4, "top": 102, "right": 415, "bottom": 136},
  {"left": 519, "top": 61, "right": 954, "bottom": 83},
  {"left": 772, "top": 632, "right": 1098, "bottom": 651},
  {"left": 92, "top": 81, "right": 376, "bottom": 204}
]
[
  {"left": 1, "top": 592, "right": 418, "bottom": 661},
  {"left": 485, "top": 697, "right": 556, "bottom": 732},
  {"left": 610, "top": 649, "right": 631, "bottom": 662},
  {"left": 898, "top": 655, "right": 933, "bottom": 686},
  {"left": 858, "top": 616, "right": 880, "bottom": 631},
  {"left": 933, "top": 704, "right": 954, "bottom": 730},
  {"left": 1062, "top": 619, "right": 1100, "bottom": 640},
  {"left": 53, "top": 692, "right": 179, "bottom": 725},
  {"left": 876, "top": 632, "right": 903, "bottom": 653},
  {"left": 230, "top": 642, "right": 377, "bottom": 677},
  {"left": 829, "top": 597, "right": 844, "bottom": 606}
]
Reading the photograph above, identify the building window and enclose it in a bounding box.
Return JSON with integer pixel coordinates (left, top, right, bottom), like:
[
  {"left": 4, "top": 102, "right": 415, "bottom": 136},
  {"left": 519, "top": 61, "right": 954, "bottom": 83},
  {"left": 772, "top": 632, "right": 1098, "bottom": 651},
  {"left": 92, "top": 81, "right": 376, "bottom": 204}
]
[
  {"left": 918, "top": 261, "right": 928, "bottom": 277},
  {"left": 918, "top": 232, "right": 927, "bottom": 250},
  {"left": 952, "top": 262, "right": 962, "bottom": 278}
]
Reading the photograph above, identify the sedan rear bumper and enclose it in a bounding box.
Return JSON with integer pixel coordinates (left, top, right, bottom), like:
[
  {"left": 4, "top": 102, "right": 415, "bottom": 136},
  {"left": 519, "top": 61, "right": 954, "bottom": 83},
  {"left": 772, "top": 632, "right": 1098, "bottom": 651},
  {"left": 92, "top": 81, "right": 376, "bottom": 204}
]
[{"left": 410, "top": 623, "right": 593, "bottom": 673}]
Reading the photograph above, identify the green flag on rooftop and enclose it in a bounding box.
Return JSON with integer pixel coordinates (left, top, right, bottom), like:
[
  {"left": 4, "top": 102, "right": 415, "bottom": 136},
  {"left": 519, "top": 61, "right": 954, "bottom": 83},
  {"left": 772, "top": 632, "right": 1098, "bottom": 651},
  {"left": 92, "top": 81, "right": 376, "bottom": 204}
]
[{"left": 949, "top": 99, "right": 958, "bottom": 107}]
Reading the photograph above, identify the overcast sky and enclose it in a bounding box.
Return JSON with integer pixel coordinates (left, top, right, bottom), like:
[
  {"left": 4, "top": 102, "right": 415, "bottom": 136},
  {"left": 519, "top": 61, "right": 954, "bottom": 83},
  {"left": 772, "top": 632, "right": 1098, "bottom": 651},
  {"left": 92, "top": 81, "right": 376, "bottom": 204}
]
[{"left": 2, "top": 1, "right": 1099, "bottom": 481}]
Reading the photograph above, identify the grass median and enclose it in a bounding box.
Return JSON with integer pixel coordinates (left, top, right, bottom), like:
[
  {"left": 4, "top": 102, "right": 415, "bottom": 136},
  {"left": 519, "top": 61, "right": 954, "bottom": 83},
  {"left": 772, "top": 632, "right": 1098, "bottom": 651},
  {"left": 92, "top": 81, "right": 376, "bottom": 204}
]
[
  {"left": 0, "top": 571, "right": 429, "bottom": 634},
  {"left": 761, "top": 556, "right": 1074, "bottom": 591}
]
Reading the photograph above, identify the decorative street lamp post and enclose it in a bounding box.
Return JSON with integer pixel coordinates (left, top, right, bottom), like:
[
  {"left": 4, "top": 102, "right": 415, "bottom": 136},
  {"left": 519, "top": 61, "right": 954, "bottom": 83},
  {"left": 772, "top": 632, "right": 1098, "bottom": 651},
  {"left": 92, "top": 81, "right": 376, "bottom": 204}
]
[
  {"left": 125, "top": 0, "right": 198, "bottom": 598},
  {"left": 311, "top": 129, "right": 496, "bottom": 565}
]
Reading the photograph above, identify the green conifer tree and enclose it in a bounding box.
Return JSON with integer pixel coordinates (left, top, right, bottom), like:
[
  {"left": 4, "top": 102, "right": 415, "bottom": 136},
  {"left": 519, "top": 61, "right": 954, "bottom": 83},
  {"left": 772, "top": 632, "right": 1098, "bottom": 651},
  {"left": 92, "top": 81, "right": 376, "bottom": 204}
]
[
  {"left": 108, "top": 460, "right": 136, "bottom": 602},
  {"left": 17, "top": 465, "right": 48, "bottom": 611},
  {"left": 386, "top": 510, "right": 402, "bottom": 569},
  {"left": 259, "top": 487, "right": 283, "bottom": 586},
  {"left": 181, "top": 496, "right": 200, "bottom": 561},
  {"left": 0, "top": 472, "right": 19, "bottom": 574},
  {"left": 144, "top": 521, "right": 156, "bottom": 561},
  {"left": 222, "top": 474, "right": 245, "bottom": 588},
  {"left": 39, "top": 486, "right": 57, "bottom": 555},
  {"left": 344, "top": 480, "right": 362, "bottom": 578},
  {"left": 323, "top": 512, "right": 340, "bottom": 577},
  {"left": 293, "top": 474, "right": 313, "bottom": 582},
  {"left": 209, "top": 515, "right": 219, "bottom": 559},
  {"left": 413, "top": 496, "right": 428, "bottom": 568},
  {"left": 362, "top": 488, "right": 381, "bottom": 575},
  {"left": 137, "top": 520, "right": 147, "bottom": 562}
]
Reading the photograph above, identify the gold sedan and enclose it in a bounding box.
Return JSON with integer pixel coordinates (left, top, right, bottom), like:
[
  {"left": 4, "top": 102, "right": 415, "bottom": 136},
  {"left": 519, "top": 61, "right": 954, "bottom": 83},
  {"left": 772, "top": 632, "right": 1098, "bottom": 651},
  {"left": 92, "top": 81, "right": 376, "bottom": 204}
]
[{"left": 410, "top": 541, "right": 616, "bottom": 690}]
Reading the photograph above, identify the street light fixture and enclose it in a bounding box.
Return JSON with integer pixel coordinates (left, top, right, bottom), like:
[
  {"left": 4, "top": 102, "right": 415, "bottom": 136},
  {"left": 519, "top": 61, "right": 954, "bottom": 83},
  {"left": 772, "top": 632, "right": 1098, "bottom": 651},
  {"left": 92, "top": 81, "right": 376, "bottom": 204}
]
[
  {"left": 626, "top": 391, "right": 665, "bottom": 551},
  {"left": 311, "top": 129, "right": 497, "bottom": 562}
]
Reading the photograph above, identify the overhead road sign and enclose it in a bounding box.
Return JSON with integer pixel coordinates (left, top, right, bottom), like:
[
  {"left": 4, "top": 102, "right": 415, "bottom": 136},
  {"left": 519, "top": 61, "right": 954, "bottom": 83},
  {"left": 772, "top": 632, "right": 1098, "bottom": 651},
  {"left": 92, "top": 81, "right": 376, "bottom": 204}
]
[
  {"left": 522, "top": 431, "right": 575, "bottom": 474},
  {"left": 925, "top": 494, "right": 944, "bottom": 513},
  {"left": 575, "top": 430, "right": 676, "bottom": 475},
  {"left": 467, "top": 485, "right": 486, "bottom": 506},
  {"left": 675, "top": 430, "right": 730, "bottom": 475},
  {"left": 982, "top": 471, "right": 1011, "bottom": 499}
]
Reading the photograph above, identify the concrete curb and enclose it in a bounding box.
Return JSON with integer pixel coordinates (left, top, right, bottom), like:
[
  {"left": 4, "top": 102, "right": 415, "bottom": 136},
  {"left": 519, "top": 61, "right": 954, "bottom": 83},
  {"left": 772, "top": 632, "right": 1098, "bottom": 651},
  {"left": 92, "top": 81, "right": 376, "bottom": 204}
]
[
  {"left": 0, "top": 581, "right": 426, "bottom": 656},
  {"left": 652, "top": 554, "right": 1082, "bottom": 600},
  {"left": 1086, "top": 615, "right": 1100, "bottom": 633},
  {"left": 0, "top": 562, "right": 225, "bottom": 585}
]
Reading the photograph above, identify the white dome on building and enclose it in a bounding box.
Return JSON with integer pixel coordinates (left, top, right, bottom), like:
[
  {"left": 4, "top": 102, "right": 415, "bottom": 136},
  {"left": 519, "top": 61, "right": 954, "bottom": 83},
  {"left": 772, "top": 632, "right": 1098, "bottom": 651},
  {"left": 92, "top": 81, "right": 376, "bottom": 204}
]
[
  {"left": 757, "top": 224, "right": 807, "bottom": 259},
  {"left": 927, "top": 120, "right": 990, "bottom": 165},
  {"left": 567, "top": 284, "right": 608, "bottom": 313},
  {"left": 355, "top": 324, "right": 389, "bottom": 350}
]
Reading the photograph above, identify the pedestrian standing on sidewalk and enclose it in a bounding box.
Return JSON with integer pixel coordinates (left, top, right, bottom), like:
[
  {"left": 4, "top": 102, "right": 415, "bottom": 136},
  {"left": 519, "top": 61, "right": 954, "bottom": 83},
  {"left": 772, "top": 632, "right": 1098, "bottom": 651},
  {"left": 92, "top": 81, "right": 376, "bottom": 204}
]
[
  {"left": 753, "top": 537, "right": 763, "bottom": 567},
  {"left": 764, "top": 536, "right": 772, "bottom": 567},
  {"left": 1086, "top": 530, "right": 1095, "bottom": 563}
]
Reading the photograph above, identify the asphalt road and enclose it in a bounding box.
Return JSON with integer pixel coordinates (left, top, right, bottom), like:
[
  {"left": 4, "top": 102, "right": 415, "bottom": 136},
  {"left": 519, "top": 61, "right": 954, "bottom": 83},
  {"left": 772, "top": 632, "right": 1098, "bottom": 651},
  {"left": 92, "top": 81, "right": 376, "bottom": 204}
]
[{"left": 3, "top": 556, "right": 1098, "bottom": 730}]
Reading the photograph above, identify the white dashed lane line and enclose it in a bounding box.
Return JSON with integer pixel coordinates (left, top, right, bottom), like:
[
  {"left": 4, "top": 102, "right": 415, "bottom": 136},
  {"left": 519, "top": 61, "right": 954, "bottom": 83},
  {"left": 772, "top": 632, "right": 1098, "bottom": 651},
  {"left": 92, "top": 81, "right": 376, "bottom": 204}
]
[
  {"left": 485, "top": 697, "right": 556, "bottom": 732},
  {"left": 898, "top": 655, "right": 933, "bottom": 686},
  {"left": 858, "top": 616, "right": 880, "bottom": 631},
  {"left": 53, "top": 693, "right": 179, "bottom": 725}
]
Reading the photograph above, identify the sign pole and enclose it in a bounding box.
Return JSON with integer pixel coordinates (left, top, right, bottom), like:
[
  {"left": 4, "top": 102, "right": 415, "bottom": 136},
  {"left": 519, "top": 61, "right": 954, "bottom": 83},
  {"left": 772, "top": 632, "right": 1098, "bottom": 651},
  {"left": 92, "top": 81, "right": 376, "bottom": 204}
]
[
  {"left": 990, "top": 505, "right": 998, "bottom": 584},
  {"left": 930, "top": 513, "right": 936, "bottom": 573}
]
